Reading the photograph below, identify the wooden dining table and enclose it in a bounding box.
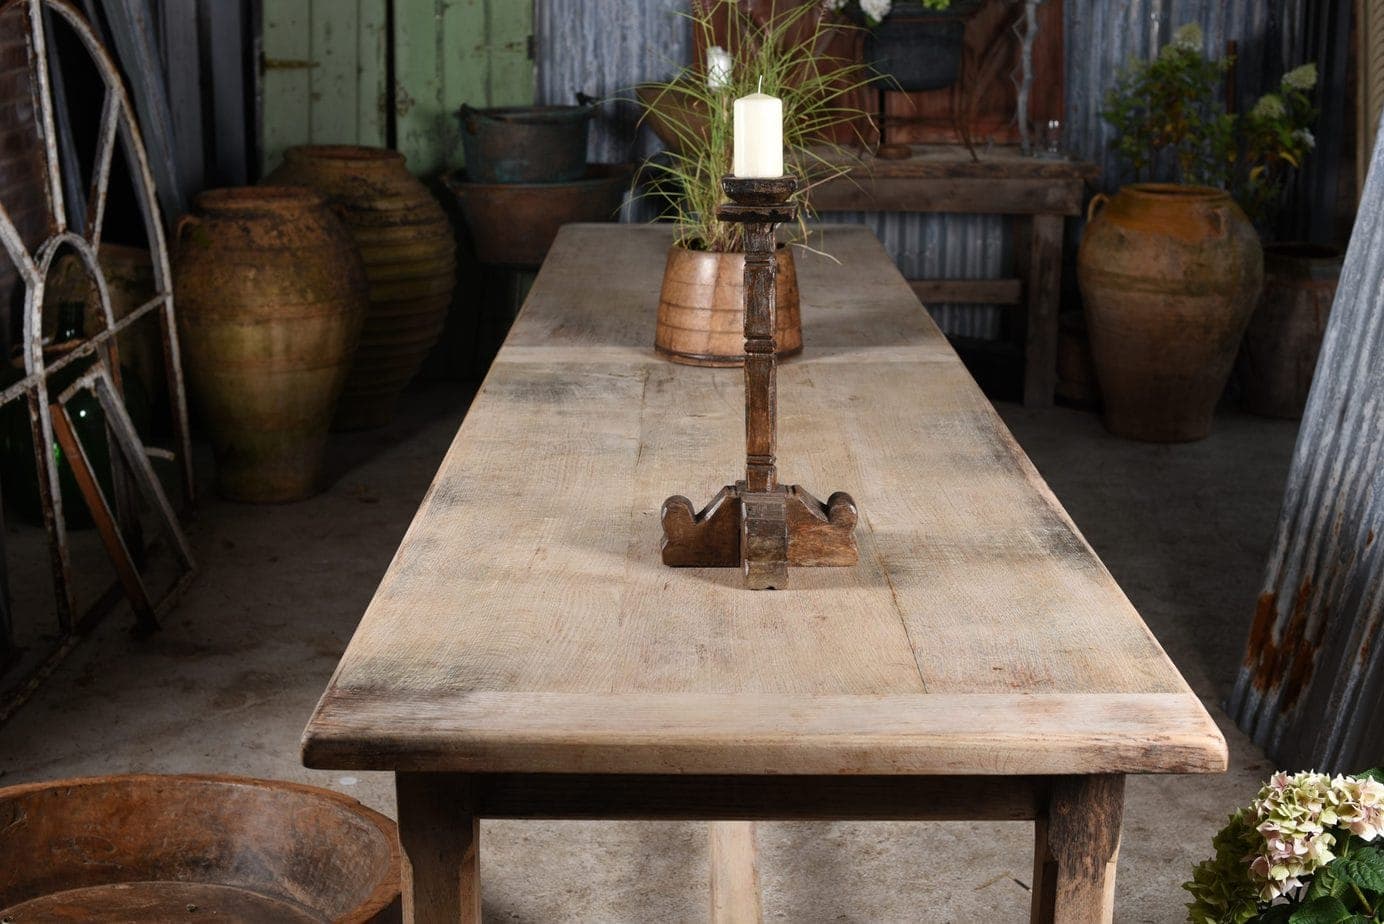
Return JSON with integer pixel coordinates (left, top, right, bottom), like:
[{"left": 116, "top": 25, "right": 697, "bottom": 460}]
[{"left": 302, "top": 224, "right": 1227, "bottom": 923}]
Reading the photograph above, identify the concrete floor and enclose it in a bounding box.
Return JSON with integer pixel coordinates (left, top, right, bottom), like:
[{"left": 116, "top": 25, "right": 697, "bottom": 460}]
[{"left": 0, "top": 382, "right": 1301, "bottom": 922}]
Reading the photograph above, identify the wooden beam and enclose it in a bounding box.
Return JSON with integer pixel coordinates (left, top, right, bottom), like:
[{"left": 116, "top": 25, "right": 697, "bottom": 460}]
[{"left": 710, "top": 821, "right": 763, "bottom": 924}]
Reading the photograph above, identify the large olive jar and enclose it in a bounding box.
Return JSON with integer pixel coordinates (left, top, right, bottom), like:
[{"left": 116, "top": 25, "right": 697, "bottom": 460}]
[
  {"left": 266, "top": 145, "right": 456, "bottom": 430},
  {"left": 174, "top": 187, "right": 367, "bottom": 502},
  {"left": 1077, "top": 184, "right": 1263, "bottom": 442}
]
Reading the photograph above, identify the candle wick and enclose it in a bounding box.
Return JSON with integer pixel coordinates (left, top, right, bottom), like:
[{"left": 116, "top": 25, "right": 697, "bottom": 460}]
[{"left": 757, "top": 75, "right": 763, "bottom": 94}]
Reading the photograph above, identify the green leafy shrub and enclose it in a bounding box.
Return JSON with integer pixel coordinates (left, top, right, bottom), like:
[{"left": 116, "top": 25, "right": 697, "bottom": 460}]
[{"left": 1103, "top": 23, "right": 1319, "bottom": 227}]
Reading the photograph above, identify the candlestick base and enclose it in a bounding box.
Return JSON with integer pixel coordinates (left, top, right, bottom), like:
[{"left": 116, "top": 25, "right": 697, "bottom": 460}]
[{"left": 661, "top": 484, "right": 858, "bottom": 590}]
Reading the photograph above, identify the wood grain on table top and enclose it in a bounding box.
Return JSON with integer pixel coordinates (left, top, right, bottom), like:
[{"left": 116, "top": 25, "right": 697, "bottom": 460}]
[{"left": 303, "top": 225, "right": 1226, "bottom": 777}]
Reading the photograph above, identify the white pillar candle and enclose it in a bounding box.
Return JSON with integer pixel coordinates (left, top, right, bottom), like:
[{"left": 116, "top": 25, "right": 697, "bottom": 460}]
[
  {"left": 706, "top": 45, "right": 732, "bottom": 90},
  {"left": 732, "top": 92, "right": 783, "bottom": 178}
]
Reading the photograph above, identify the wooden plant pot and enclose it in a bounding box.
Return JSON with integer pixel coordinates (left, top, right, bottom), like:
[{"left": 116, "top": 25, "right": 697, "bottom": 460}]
[
  {"left": 1236, "top": 242, "right": 1341, "bottom": 420},
  {"left": 654, "top": 244, "right": 802, "bottom": 367},
  {"left": 1077, "top": 183, "right": 1263, "bottom": 442}
]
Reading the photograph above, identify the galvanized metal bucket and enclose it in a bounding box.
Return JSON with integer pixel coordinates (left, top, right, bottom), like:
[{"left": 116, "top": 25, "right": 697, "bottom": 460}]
[{"left": 457, "top": 103, "right": 594, "bottom": 183}]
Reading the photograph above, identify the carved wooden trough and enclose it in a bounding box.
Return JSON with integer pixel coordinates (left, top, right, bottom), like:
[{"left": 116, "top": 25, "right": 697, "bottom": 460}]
[{"left": 0, "top": 774, "right": 400, "bottom": 922}]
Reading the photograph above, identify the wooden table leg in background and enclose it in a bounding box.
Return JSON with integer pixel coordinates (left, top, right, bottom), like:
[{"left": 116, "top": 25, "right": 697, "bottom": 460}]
[
  {"left": 710, "top": 821, "right": 764, "bottom": 924},
  {"left": 396, "top": 773, "right": 481, "bottom": 924},
  {"left": 1022, "top": 212, "right": 1064, "bottom": 409},
  {"left": 1030, "top": 775, "right": 1125, "bottom": 924}
]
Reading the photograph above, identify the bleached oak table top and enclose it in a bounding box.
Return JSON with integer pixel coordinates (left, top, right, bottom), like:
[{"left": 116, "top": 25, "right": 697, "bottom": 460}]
[{"left": 303, "top": 224, "right": 1227, "bottom": 779}]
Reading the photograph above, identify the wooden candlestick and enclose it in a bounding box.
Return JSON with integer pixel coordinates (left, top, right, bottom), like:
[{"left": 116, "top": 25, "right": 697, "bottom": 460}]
[{"left": 661, "top": 175, "right": 858, "bottom": 590}]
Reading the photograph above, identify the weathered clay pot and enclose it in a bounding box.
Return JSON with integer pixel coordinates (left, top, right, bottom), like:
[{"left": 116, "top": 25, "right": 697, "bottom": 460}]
[
  {"left": 1236, "top": 243, "right": 1341, "bottom": 420},
  {"left": 445, "top": 164, "right": 632, "bottom": 268},
  {"left": 0, "top": 774, "right": 400, "bottom": 922},
  {"left": 654, "top": 245, "right": 802, "bottom": 367},
  {"left": 267, "top": 145, "right": 456, "bottom": 430},
  {"left": 174, "top": 187, "right": 367, "bottom": 502},
  {"left": 1078, "top": 184, "right": 1263, "bottom": 442}
]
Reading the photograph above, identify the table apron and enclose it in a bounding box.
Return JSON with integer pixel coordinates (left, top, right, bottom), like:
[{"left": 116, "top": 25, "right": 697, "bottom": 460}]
[{"left": 434, "top": 772, "right": 1053, "bottom": 821}]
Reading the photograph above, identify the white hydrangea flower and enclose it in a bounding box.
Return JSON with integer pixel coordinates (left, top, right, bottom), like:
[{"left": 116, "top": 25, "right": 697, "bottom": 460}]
[
  {"left": 1334, "top": 775, "right": 1384, "bottom": 841},
  {"left": 861, "top": 0, "right": 892, "bottom": 22},
  {"left": 1282, "top": 63, "right": 1318, "bottom": 91},
  {"left": 705, "top": 45, "right": 732, "bottom": 91},
  {"left": 1296, "top": 128, "right": 1316, "bottom": 150},
  {"left": 1249, "top": 771, "right": 1339, "bottom": 901},
  {"left": 823, "top": 0, "right": 849, "bottom": 11},
  {"left": 1172, "top": 22, "right": 1203, "bottom": 51},
  {"left": 1252, "top": 94, "right": 1287, "bottom": 120}
]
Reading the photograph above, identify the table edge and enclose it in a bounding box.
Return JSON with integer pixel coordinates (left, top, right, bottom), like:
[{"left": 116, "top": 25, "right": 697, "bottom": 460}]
[{"left": 302, "top": 690, "right": 1229, "bottom": 776}]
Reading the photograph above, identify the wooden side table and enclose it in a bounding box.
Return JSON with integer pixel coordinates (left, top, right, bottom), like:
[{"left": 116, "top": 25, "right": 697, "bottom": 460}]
[{"left": 811, "top": 145, "right": 1100, "bottom": 408}]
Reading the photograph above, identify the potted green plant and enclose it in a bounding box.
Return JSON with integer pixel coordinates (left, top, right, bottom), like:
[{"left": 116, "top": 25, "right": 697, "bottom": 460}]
[
  {"left": 1231, "top": 65, "right": 1339, "bottom": 422},
  {"left": 830, "top": 0, "right": 985, "bottom": 92},
  {"left": 638, "top": 0, "right": 873, "bottom": 366},
  {"left": 1184, "top": 768, "right": 1384, "bottom": 923},
  {"left": 1078, "top": 24, "right": 1316, "bottom": 442}
]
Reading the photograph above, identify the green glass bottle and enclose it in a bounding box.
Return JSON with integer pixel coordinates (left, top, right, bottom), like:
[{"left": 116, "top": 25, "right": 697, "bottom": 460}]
[{"left": 0, "top": 301, "right": 151, "bottom": 529}]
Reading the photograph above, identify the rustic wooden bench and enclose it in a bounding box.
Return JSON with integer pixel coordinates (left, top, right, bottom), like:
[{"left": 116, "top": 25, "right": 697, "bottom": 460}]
[
  {"left": 811, "top": 145, "right": 1101, "bottom": 409},
  {"left": 303, "top": 224, "right": 1226, "bottom": 923}
]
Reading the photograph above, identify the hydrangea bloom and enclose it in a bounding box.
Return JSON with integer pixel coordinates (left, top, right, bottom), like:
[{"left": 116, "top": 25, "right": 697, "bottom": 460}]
[
  {"left": 1249, "top": 771, "right": 1340, "bottom": 901},
  {"left": 1295, "top": 128, "right": 1315, "bottom": 150},
  {"left": 1282, "top": 63, "right": 1318, "bottom": 91},
  {"left": 1335, "top": 774, "right": 1384, "bottom": 840},
  {"left": 1252, "top": 94, "right": 1287, "bottom": 120},
  {"left": 1172, "top": 22, "right": 1204, "bottom": 51},
  {"left": 860, "top": 0, "right": 892, "bottom": 21}
]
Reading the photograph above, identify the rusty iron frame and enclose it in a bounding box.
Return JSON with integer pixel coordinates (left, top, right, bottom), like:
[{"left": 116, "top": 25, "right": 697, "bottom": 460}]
[{"left": 0, "top": 0, "right": 195, "bottom": 720}]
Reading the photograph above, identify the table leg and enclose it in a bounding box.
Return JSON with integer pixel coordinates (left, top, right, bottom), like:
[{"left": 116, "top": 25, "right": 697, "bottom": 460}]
[
  {"left": 396, "top": 772, "right": 481, "bottom": 924},
  {"left": 1030, "top": 775, "right": 1124, "bottom": 924},
  {"left": 710, "top": 821, "right": 764, "bottom": 924},
  {"left": 1022, "top": 213, "right": 1064, "bottom": 408}
]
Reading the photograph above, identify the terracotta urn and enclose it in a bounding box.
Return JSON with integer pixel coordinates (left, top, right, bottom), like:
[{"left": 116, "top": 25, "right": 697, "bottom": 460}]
[
  {"left": 174, "top": 187, "right": 367, "bottom": 502},
  {"left": 1236, "top": 243, "right": 1341, "bottom": 420},
  {"left": 1077, "top": 183, "right": 1263, "bottom": 442},
  {"left": 654, "top": 245, "right": 802, "bottom": 367}
]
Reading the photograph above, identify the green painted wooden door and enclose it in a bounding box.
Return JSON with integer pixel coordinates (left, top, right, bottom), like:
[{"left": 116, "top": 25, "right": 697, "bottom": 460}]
[
  {"left": 395, "top": 0, "right": 534, "bottom": 176},
  {"left": 260, "top": 0, "right": 533, "bottom": 178},
  {"left": 260, "top": 0, "right": 388, "bottom": 173}
]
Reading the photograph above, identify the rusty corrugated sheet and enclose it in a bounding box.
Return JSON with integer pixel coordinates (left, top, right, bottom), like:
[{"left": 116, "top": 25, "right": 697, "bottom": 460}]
[{"left": 1226, "top": 115, "right": 1384, "bottom": 773}]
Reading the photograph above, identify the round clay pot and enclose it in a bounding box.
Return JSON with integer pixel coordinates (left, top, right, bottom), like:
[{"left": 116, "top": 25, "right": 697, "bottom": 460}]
[
  {"left": 444, "top": 164, "right": 632, "bottom": 268},
  {"left": 654, "top": 245, "right": 802, "bottom": 367},
  {"left": 1236, "top": 242, "right": 1341, "bottom": 420},
  {"left": 1077, "top": 183, "right": 1263, "bottom": 442},
  {"left": 174, "top": 186, "right": 367, "bottom": 502},
  {"left": 266, "top": 145, "right": 457, "bottom": 431}
]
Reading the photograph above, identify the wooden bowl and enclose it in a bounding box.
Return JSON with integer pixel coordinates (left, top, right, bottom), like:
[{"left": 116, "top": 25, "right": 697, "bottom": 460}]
[{"left": 0, "top": 774, "right": 400, "bottom": 922}]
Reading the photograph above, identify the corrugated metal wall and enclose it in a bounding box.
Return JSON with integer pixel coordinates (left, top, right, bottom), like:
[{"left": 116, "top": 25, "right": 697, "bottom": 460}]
[
  {"left": 534, "top": 0, "right": 1316, "bottom": 339},
  {"left": 1226, "top": 115, "right": 1384, "bottom": 774}
]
